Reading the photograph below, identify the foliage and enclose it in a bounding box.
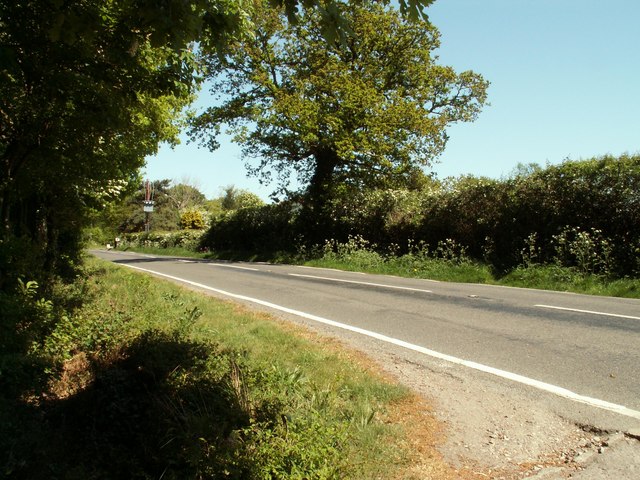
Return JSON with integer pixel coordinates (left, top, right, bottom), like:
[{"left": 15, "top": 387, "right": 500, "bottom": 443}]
[
  {"left": 180, "top": 209, "right": 207, "bottom": 230},
  {"left": 1, "top": 257, "right": 416, "bottom": 478},
  {"left": 191, "top": 0, "right": 488, "bottom": 216},
  {"left": 121, "top": 229, "right": 206, "bottom": 250}
]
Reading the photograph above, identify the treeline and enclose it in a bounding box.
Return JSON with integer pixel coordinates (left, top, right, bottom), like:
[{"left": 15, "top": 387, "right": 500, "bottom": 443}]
[
  {"left": 87, "top": 182, "right": 264, "bottom": 242},
  {"left": 200, "top": 154, "right": 640, "bottom": 278}
]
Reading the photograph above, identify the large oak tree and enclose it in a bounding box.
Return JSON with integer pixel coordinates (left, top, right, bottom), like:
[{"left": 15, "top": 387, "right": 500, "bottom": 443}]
[{"left": 191, "top": 0, "right": 488, "bottom": 210}]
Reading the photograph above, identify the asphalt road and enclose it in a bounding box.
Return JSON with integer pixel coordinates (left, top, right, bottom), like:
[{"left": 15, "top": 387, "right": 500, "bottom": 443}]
[{"left": 91, "top": 249, "right": 640, "bottom": 430}]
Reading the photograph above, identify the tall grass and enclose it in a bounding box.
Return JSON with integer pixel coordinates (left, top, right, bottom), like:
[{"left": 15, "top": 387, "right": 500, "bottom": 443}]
[
  {"left": 306, "top": 236, "right": 640, "bottom": 298},
  {"left": 1, "top": 256, "right": 449, "bottom": 479},
  {"left": 119, "top": 237, "right": 640, "bottom": 298}
]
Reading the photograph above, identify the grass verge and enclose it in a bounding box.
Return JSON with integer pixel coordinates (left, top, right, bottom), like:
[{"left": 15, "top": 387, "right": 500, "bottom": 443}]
[
  {"left": 0, "top": 256, "right": 466, "bottom": 479},
  {"left": 113, "top": 242, "right": 640, "bottom": 298},
  {"left": 114, "top": 242, "right": 640, "bottom": 298}
]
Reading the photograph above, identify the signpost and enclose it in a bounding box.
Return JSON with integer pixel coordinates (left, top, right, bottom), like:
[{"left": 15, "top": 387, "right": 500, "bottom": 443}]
[{"left": 143, "top": 180, "right": 155, "bottom": 233}]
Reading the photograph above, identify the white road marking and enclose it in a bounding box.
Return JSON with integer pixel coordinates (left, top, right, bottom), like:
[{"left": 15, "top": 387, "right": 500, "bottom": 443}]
[
  {"left": 119, "top": 263, "right": 640, "bottom": 421},
  {"left": 102, "top": 250, "right": 157, "bottom": 259},
  {"left": 536, "top": 304, "right": 640, "bottom": 321},
  {"left": 295, "top": 265, "right": 366, "bottom": 274},
  {"left": 210, "top": 264, "right": 260, "bottom": 272},
  {"left": 289, "top": 273, "right": 433, "bottom": 294}
]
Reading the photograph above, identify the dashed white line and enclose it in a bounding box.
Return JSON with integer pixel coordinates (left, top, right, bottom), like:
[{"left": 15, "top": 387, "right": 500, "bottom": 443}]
[
  {"left": 119, "top": 263, "right": 640, "bottom": 421},
  {"left": 289, "top": 273, "right": 433, "bottom": 293},
  {"left": 535, "top": 304, "right": 640, "bottom": 321},
  {"left": 209, "top": 264, "right": 260, "bottom": 272},
  {"left": 101, "top": 249, "right": 157, "bottom": 259},
  {"left": 295, "top": 265, "right": 366, "bottom": 274}
]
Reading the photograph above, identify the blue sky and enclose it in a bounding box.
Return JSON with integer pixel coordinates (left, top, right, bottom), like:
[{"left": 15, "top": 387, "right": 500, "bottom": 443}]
[{"left": 143, "top": 0, "right": 640, "bottom": 199}]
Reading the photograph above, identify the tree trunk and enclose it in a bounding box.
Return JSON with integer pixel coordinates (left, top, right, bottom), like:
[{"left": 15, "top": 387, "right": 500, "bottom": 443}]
[
  {"left": 308, "top": 148, "right": 339, "bottom": 213},
  {"left": 302, "top": 148, "right": 340, "bottom": 243}
]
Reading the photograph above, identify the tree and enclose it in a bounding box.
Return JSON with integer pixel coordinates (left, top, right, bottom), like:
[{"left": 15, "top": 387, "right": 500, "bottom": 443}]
[
  {"left": 219, "top": 185, "right": 265, "bottom": 211},
  {"left": 0, "top": 0, "right": 434, "bottom": 286},
  {"left": 167, "top": 182, "right": 207, "bottom": 213},
  {"left": 0, "top": 0, "right": 213, "bottom": 283},
  {"left": 191, "top": 0, "right": 488, "bottom": 212}
]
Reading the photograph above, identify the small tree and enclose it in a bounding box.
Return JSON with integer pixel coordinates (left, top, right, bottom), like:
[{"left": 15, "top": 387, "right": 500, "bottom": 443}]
[
  {"left": 180, "top": 210, "right": 206, "bottom": 230},
  {"left": 219, "top": 186, "right": 265, "bottom": 211}
]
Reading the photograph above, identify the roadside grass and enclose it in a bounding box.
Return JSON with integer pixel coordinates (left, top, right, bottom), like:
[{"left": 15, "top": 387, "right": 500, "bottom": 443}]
[
  {"left": 305, "top": 256, "right": 495, "bottom": 285},
  {"left": 111, "top": 243, "right": 640, "bottom": 299},
  {"left": 0, "top": 256, "right": 462, "bottom": 479},
  {"left": 499, "top": 264, "right": 640, "bottom": 298},
  {"left": 116, "top": 243, "right": 300, "bottom": 264},
  {"left": 306, "top": 257, "right": 640, "bottom": 298}
]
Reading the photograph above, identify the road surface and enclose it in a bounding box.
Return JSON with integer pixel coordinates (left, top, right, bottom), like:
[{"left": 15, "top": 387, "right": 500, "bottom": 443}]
[{"left": 91, "top": 249, "right": 640, "bottom": 434}]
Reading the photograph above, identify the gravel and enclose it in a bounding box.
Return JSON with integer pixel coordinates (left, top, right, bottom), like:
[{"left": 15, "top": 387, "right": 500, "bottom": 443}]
[{"left": 294, "top": 318, "right": 640, "bottom": 479}]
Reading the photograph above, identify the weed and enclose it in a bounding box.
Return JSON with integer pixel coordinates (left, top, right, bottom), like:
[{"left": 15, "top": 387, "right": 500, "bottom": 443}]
[
  {"left": 520, "top": 232, "right": 541, "bottom": 268},
  {"left": 553, "top": 226, "right": 614, "bottom": 276},
  {"left": 1, "top": 257, "right": 416, "bottom": 478}
]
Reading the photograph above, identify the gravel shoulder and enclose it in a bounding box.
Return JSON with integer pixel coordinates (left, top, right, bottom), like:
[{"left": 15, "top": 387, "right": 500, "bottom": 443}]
[{"left": 287, "top": 316, "right": 640, "bottom": 479}]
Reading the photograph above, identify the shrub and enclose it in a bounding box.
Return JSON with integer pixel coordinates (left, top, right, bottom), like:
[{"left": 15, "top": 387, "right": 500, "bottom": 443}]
[
  {"left": 199, "top": 202, "right": 299, "bottom": 253},
  {"left": 180, "top": 210, "right": 206, "bottom": 230},
  {"left": 121, "top": 230, "right": 205, "bottom": 250}
]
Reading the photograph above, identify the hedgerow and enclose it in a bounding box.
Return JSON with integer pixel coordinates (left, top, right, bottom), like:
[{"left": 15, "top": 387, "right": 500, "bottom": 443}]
[{"left": 199, "top": 154, "right": 640, "bottom": 278}]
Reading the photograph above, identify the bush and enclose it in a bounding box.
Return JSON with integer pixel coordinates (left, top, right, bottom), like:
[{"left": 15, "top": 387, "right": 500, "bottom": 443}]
[
  {"left": 180, "top": 210, "right": 206, "bottom": 230},
  {"left": 199, "top": 202, "right": 299, "bottom": 253},
  {"left": 416, "top": 154, "right": 640, "bottom": 276},
  {"left": 121, "top": 230, "right": 206, "bottom": 250}
]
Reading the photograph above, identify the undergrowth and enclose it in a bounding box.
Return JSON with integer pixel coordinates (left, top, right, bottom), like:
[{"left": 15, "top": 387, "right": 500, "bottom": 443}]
[
  {"left": 0, "top": 257, "right": 419, "bottom": 479},
  {"left": 108, "top": 232, "right": 640, "bottom": 298},
  {"left": 301, "top": 236, "right": 638, "bottom": 297}
]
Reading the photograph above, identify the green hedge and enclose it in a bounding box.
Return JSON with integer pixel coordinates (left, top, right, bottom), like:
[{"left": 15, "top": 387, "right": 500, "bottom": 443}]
[
  {"left": 199, "top": 154, "right": 640, "bottom": 278},
  {"left": 121, "top": 230, "right": 206, "bottom": 251}
]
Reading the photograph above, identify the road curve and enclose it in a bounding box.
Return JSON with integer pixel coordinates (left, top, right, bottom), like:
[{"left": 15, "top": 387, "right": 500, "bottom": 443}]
[{"left": 91, "top": 250, "right": 640, "bottom": 431}]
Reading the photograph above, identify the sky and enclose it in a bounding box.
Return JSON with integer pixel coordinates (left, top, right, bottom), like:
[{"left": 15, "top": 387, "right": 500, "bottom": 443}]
[{"left": 142, "top": 0, "right": 640, "bottom": 200}]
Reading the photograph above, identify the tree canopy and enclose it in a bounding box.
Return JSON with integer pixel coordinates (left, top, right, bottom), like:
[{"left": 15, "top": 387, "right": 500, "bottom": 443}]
[
  {"left": 191, "top": 0, "right": 488, "bottom": 208},
  {"left": 0, "top": 0, "right": 436, "bottom": 285},
  {"left": 0, "top": 0, "right": 216, "bottom": 281}
]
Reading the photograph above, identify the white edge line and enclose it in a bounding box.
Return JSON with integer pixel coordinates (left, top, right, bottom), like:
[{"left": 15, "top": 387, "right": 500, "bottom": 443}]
[
  {"left": 120, "top": 263, "right": 640, "bottom": 421},
  {"left": 289, "top": 273, "right": 432, "bottom": 294},
  {"left": 536, "top": 304, "right": 640, "bottom": 321}
]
